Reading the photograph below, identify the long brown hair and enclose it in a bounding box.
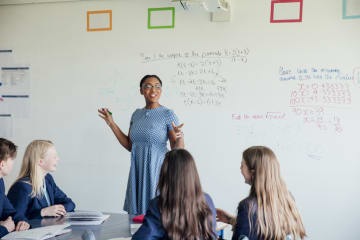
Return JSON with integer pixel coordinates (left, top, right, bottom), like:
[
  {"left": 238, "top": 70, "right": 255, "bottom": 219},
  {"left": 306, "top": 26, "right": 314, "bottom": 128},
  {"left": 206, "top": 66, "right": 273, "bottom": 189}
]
[
  {"left": 157, "top": 149, "right": 215, "bottom": 240},
  {"left": 243, "top": 146, "right": 306, "bottom": 240}
]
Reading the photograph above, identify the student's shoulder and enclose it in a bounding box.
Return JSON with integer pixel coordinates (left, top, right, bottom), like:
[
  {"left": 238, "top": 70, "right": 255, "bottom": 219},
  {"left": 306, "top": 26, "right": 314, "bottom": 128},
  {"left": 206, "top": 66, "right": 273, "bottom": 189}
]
[
  {"left": 146, "top": 197, "right": 161, "bottom": 217},
  {"left": 203, "top": 192, "right": 214, "bottom": 202},
  {"left": 45, "top": 173, "right": 55, "bottom": 181},
  {"left": 0, "top": 178, "right": 5, "bottom": 193},
  {"left": 45, "top": 174, "right": 56, "bottom": 185},
  {"left": 203, "top": 192, "right": 216, "bottom": 209},
  {"left": 238, "top": 196, "right": 257, "bottom": 213},
  {"left": 9, "top": 178, "right": 32, "bottom": 193},
  {"left": 240, "top": 196, "right": 254, "bottom": 204},
  {"left": 148, "top": 197, "right": 160, "bottom": 210}
]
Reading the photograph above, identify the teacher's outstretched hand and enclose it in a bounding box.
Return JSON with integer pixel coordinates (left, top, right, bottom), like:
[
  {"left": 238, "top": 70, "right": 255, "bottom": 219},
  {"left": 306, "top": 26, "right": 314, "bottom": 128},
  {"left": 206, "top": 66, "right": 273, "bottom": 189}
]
[
  {"left": 171, "top": 122, "right": 184, "bottom": 149},
  {"left": 98, "top": 108, "right": 114, "bottom": 126},
  {"left": 98, "top": 107, "right": 132, "bottom": 152}
]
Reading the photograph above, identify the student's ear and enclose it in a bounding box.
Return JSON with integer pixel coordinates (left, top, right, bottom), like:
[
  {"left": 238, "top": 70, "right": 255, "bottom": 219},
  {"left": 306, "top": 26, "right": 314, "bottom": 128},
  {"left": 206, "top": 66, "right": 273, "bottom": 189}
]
[
  {"left": 140, "top": 88, "right": 144, "bottom": 95},
  {"left": 38, "top": 158, "right": 44, "bottom": 166},
  {"left": 0, "top": 161, "right": 4, "bottom": 170}
]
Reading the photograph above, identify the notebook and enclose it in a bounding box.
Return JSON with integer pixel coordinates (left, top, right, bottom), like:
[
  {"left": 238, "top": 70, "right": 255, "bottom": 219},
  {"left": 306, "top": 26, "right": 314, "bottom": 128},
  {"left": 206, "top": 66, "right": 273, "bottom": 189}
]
[
  {"left": 65, "top": 210, "right": 103, "bottom": 219},
  {"left": 65, "top": 210, "right": 110, "bottom": 225},
  {"left": 2, "top": 223, "right": 71, "bottom": 240}
]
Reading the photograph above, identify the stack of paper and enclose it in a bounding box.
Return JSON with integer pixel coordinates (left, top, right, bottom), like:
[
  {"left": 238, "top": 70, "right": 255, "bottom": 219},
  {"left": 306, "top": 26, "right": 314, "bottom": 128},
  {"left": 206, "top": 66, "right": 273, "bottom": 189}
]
[
  {"left": 107, "top": 238, "right": 131, "bottom": 240},
  {"left": 65, "top": 210, "right": 110, "bottom": 225},
  {"left": 2, "top": 223, "right": 71, "bottom": 240},
  {"left": 216, "top": 221, "right": 229, "bottom": 231}
]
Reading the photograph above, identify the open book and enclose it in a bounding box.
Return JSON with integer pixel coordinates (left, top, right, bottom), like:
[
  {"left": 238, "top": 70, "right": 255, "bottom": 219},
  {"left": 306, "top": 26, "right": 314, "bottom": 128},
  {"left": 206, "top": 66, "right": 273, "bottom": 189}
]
[
  {"left": 65, "top": 210, "right": 110, "bottom": 225},
  {"left": 2, "top": 223, "right": 71, "bottom": 240}
]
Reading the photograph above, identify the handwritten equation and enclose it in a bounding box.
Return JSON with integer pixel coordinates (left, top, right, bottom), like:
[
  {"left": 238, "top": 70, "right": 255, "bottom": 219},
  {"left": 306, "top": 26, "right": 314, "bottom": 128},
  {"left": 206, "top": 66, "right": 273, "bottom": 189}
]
[
  {"left": 140, "top": 48, "right": 249, "bottom": 107},
  {"left": 176, "top": 59, "right": 227, "bottom": 107},
  {"left": 289, "top": 82, "right": 352, "bottom": 106},
  {"left": 287, "top": 81, "right": 352, "bottom": 133},
  {"left": 232, "top": 112, "right": 286, "bottom": 120},
  {"left": 278, "top": 66, "right": 358, "bottom": 133},
  {"left": 291, "top": 106, "right": 343, "bottom": 132},
  {"left": 279, "top": 66, "right": 353, "bottom": 82},
  {"left": 140, "top": 48, "right": 249, "bottom": 63}
]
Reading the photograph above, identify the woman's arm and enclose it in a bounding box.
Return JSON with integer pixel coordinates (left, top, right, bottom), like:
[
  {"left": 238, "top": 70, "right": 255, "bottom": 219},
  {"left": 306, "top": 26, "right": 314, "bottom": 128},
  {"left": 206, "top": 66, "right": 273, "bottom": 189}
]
[
  {"left": 108, "top": 123, "right": 132, "bottom": 152},
  {"left": 98, "top": 108, "right": 132, "bottom": 152}
]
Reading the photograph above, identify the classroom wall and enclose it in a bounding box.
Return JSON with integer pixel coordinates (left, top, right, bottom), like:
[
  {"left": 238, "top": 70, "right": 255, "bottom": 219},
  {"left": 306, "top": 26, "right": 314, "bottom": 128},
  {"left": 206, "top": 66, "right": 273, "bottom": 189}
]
[{"left": 1, "top": 0, "right": 360, "bottom": 239}]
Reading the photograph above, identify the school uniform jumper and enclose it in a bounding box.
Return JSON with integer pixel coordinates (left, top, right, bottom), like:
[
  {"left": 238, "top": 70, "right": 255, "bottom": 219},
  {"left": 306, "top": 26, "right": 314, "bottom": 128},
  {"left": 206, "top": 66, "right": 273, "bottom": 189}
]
[
  {"left": 132, "top": 193, "right": 217, "bottom": 240},
  {"left": 232, "top": 197, "right": 259, "bottom": 240},
  {"left": 0, "top": 178, "right": 17, "bottom": 237},
  {"left": 7, "top": 174, "right": 75, "bottom": 221},
  {"left": 124, "top": 106, "right": 179, "bottom": 215},
  {"left": 0, "top": 178, "right": 30, "bottom": 237}
]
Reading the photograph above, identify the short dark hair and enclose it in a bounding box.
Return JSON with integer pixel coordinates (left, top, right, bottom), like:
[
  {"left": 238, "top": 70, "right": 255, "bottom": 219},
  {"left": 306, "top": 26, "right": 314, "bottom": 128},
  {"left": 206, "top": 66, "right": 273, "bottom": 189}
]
[
  {"left": 0, "top": 138, "right": 17, "bottom": 162},
  {"left": 139, "top": 75, "right": 162, "bottom": 88}
]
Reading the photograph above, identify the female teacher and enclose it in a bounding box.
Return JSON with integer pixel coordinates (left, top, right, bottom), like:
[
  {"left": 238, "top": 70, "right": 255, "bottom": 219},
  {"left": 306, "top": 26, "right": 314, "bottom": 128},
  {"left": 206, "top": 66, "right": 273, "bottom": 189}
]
[{"left": 98, "top": 75, "right": 184, "bottom": 215}]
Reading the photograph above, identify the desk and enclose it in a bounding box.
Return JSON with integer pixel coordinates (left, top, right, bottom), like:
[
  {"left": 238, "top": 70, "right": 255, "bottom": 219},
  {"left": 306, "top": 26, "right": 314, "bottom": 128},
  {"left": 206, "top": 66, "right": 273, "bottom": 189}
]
[
  {"left": 28, "top": 213, "right": 228, "bottom": 240},
  {"left": 29, "top": 213, "right": 132, "bottom": 240}
]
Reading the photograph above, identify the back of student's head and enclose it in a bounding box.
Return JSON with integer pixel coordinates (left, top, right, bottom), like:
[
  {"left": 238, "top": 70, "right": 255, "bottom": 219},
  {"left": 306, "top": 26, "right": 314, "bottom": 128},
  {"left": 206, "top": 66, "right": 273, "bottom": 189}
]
[
  {"left": 242, "top": 146, "right": 306, "bottom": 240},
  {"left": 243, "top": 146, "right": 281, "bottom": 194},
  {"left": 17, "top": 140, "right": 54, "bottom": 197},
  {"left": 157, "top": 149, "right": 215, "bottom": 240},
  {"left": 0, "top": 138, "right": 17, "bottom": 162}
]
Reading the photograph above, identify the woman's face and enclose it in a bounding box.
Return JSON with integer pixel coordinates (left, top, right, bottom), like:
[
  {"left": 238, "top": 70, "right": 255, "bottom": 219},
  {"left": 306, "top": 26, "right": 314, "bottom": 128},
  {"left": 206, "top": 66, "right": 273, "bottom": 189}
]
[
  {"left": 39, "top": 146, "right": 59, "bottom": 173},
  {"left": 140, "top": 77, "right": 162, "bottom": 104},
  {"left": 240, "top": 159, "right": 252, "bottom": 185}
]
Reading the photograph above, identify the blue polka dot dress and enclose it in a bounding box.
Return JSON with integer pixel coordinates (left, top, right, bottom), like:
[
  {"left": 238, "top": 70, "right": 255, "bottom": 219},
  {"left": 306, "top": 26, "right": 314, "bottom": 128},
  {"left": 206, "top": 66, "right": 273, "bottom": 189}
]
[{"left": 123, "top": 105, "right": 179, "bottom": 215}]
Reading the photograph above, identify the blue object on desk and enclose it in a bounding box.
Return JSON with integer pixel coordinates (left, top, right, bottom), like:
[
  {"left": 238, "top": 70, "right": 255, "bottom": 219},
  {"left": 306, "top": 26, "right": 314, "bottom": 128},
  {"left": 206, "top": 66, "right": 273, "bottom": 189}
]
[{"left": 217, "top": 229, "right": 224, "bottom": 239}]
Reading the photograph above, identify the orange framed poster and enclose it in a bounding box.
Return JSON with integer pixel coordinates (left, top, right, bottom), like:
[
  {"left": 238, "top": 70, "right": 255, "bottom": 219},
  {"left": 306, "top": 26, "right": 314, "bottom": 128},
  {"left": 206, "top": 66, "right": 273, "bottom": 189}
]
[{"left": 87, "top": 10, "right": 112, "bottom": 32}]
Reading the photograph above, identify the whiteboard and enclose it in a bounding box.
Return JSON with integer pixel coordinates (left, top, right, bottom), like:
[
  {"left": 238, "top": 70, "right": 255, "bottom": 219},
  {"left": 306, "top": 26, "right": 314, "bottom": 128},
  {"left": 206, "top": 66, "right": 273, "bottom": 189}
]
[{"left": 0, "top": 0, "right": 359, "bottom": 239}]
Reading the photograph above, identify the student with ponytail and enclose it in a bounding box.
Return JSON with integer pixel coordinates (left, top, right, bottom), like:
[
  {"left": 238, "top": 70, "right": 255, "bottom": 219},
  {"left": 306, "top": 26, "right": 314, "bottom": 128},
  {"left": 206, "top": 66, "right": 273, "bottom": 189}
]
[
  {"left": 132, "top": 149, "right": 217, "bottom": 240},
  {"left": 216, "top": 146, "right": 306, "bottom": 240}
]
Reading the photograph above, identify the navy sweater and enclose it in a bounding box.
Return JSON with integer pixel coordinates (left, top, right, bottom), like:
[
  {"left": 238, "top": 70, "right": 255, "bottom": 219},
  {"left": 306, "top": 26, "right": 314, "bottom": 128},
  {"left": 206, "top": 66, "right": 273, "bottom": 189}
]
[
  {"left": 232, "top": 197, "right": 259, "bottom": 240},
  {"left": 7, "top": 174, "right": 75, "bottom": 221},
  {"left": 0, "top": 178, "right": 18, "bottom": 237}
]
